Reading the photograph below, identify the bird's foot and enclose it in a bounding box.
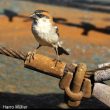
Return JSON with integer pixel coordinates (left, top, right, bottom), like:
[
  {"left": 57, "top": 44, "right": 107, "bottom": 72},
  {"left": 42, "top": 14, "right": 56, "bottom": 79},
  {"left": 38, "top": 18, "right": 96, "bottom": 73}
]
[
  {"left": 53, "top": 58, "right": 62, "bottom": 67},
  {"left": 26, "top": 50, "right": 37, "bottom": 62}
]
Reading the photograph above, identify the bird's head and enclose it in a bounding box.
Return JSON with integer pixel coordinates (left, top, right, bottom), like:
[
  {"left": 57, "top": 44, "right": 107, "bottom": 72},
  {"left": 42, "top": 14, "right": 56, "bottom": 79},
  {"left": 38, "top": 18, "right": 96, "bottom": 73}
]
[{"left": 30, "top": 10, "right": 52, "bottom": 21}]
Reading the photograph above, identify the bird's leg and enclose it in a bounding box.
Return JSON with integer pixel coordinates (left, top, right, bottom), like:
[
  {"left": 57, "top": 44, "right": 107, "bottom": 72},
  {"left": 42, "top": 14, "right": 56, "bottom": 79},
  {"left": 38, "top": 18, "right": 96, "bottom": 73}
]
[
  {"left": 27, "top": 44, "right": 41, "bottom": 62},
  {"left": 31, "top": 44, "right": 41, "bottom": 59},
  {"left": 53, "top": 47, "right": 61, "bottom": 66},
  {"left": 36, "top": 44, "right": 42, "bottom": 49}
]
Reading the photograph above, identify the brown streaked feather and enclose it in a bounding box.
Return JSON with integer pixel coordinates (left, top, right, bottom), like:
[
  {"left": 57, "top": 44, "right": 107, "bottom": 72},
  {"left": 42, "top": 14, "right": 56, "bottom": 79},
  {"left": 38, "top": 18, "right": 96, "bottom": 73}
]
[
  {"left": 42, "top": 11, "right": 54, "bottom": 25},
  {"left": 55, "top": 25, "right": 60, "bottom": 37},
  {"left": 35, "top": 10, "right": 48, "bottom": 14},
  {"left": 42, "top": 11, "right": 52, "bottom": 19}
]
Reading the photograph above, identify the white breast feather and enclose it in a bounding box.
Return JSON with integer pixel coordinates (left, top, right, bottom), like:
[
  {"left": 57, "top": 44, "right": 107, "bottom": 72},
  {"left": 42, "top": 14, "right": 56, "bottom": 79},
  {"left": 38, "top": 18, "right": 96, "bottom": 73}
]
[
  {"left": 32, "top": 18, "right": 59, "bottom": 46},
  {"left": 35, "top": 18, "right": 51, "bottom": 33}
]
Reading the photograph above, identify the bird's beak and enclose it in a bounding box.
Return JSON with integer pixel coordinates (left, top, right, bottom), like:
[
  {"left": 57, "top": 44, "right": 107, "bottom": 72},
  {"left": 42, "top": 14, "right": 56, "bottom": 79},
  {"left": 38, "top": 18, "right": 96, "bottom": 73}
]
[{"left": 29, "top": 13, "right": 36, "bottom": 19}]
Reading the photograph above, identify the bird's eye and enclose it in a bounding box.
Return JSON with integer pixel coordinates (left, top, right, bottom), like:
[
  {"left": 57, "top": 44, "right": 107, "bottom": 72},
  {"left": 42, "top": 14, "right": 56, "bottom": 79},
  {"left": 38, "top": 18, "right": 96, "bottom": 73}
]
[{"left": 36, "top": 14, "right": 44, "bottom": 18}]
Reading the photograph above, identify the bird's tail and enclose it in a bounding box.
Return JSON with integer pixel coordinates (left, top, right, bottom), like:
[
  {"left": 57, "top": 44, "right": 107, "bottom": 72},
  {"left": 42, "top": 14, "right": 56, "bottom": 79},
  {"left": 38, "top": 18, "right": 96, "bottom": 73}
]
[{"left": 58, "top": 46, "right": 70, "bottom": 55}]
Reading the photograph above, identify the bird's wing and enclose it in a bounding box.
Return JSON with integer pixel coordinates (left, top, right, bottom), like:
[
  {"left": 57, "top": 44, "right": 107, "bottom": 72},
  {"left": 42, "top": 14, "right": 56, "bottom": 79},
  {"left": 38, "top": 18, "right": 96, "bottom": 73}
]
[{"left": 54, "top": 25, "right": 60, "bottom": 37}]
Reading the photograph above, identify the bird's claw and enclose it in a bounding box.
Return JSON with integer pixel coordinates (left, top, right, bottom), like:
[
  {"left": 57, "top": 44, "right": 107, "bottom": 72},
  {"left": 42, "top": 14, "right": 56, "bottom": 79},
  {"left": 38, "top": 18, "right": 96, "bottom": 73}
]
[
  {"left": 26, "top": 51, "right": 36, "bottom": 62},
  {"left": 53, "top": 58, "right": 62, "bottom": 66}
]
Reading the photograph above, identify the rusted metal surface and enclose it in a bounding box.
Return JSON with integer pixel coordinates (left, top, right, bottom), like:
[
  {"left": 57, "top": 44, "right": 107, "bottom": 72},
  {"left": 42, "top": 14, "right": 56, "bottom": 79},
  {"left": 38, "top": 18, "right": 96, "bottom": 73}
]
[
  {"left": 25, "top": 54, "right": 66, "bottom": 78},
  {"left": 59, "top": 71, "right": 84, "bottom": 101},
  {"left": 67, "top": 63, "right": 87, "bottom": 107},
  {"left": 82, "top": 78, "right": 91, "bottom": 98}
]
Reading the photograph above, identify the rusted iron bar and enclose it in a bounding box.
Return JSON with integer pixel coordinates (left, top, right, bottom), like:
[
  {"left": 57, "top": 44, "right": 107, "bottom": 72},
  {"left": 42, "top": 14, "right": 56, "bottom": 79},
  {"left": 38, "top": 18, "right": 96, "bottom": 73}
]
[{"left": 25, "top": 54, "right": 66, "bottom": 78}]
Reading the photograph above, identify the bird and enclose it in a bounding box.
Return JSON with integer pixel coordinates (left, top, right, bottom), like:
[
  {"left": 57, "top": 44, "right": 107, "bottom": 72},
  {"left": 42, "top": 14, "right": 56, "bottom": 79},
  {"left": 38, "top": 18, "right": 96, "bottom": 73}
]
[{"left": 27, "top": 9, "right": 69, "bottom": 64}]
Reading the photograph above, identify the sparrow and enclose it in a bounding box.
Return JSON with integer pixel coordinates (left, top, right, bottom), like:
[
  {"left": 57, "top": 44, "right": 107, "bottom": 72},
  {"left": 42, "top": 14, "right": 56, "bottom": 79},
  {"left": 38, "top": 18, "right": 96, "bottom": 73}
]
[{"left": 27, "top": 10, "right": 69, "bottom": 64}]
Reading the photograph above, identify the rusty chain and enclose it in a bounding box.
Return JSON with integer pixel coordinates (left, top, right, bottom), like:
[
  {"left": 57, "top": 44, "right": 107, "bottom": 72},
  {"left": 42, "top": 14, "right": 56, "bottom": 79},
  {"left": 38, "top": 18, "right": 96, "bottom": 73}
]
[
  {"left": 60, "top": 63, "right": 92, "bottom": 106},
  {"left": 0, "top": 46, "right": 110, "bottom": 107}
]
